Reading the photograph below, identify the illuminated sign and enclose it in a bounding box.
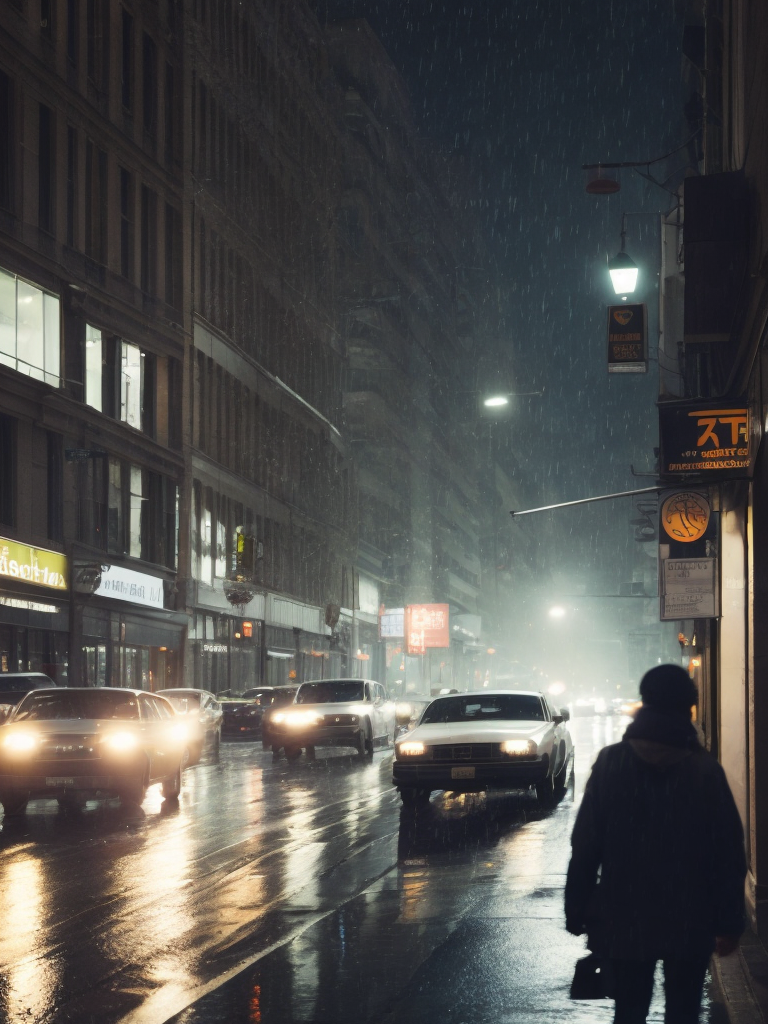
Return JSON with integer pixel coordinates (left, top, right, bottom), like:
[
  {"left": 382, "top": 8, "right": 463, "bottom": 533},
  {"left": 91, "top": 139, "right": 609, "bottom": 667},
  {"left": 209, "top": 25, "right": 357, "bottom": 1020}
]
[
  {"left": 0, "top": 537, "right": 67, "bottom": 590},
  {"left": 379, "top": 607, "right": 404, "bottom": 639},
  {"left": 607, "top": 304, "right": 647, "bottom": 373},
  {"left": 660, "top": 491, "right": 711, "bottom": 543},
  {"left": 405, "top": 604, "right": 450, "bottom": 655},
  {"left": 660, "top": 400, "right": 756, "bottom": 476},
  {"left": 94, "top": 564, "right": 165, "bottom": 608}
]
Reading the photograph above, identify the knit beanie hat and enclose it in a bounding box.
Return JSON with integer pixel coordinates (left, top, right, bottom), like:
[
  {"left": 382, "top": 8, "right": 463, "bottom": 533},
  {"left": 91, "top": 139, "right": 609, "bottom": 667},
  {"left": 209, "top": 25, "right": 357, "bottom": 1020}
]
[{"left": 639, "top": 664, "right": 698, "bottom": 714}]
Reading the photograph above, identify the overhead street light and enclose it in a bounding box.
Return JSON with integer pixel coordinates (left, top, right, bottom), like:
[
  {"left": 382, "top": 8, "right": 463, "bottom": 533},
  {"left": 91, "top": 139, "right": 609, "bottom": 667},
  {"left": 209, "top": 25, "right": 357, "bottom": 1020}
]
[
  {"left": 608, "top": 212, "right": 639, "bottom": 298},
  {"left": 481, "top": 390, "right": 544, "bottom": 408}
]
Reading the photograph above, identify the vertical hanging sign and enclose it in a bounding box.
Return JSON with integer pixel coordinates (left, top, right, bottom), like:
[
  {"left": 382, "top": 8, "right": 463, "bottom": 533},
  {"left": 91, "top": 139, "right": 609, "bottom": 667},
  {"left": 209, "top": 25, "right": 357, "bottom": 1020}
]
[{"left": 607, "top": 303, "right": 647, "bottom": 373}]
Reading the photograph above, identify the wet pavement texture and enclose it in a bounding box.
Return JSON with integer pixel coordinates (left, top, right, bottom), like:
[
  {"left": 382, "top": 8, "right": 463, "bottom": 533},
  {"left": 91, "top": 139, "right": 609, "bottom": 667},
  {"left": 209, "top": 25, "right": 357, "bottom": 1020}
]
[{"left": 0, "top": 717, "right": 729, "bottom": 1024}]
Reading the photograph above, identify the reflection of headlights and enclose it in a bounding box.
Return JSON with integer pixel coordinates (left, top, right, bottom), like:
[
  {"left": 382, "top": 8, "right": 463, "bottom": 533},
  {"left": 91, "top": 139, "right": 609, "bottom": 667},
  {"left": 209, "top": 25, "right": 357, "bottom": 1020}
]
[
  {"left": 501, "top": 739, "right": 537, "bottom": 756},
  {"left": 283, "top": 710, "right": 323, "bottom": 728},
  {"left": 3, "top": 731, "right": 38, "bottom": 753},
  {"left": 169, "top": 724, "right": 187, "bottom": 743},
  {"left": 398, "top": 741, "right": 426, "bottom": 756},
  {"left": 102, "top": 731, "right": 139, "bottom": 752},
  {"left": 272, "top": 711, "right": 286, "bottom": 723}
]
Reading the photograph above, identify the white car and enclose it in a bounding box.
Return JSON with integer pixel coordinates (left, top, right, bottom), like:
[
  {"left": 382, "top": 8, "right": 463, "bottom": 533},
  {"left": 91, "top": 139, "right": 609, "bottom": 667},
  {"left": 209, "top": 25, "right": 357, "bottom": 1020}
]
[
  {"left": 269, "top": 678, "right": 396, "bottom": 760},
  {"left": 392, "top": 689, "right": 573, "bottom": 806}
]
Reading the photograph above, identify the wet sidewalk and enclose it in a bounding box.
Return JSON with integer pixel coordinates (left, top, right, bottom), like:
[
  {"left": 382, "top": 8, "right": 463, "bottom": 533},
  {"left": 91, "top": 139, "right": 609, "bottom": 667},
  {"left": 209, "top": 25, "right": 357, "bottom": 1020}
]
[{"left": 713, "top": 928, "right": 768, "bottom": 1024}]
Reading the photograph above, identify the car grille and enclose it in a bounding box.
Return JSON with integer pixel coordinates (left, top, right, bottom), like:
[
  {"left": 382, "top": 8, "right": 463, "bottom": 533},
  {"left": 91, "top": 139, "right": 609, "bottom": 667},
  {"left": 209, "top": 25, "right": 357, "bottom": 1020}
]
[
  {"left": 38, "top": 735, "right": 99, "bottom": 760},
  {"left": 431, "top": 743, "right": 503, "bottom": 762},
  {"left": 322, "top": 714, "right": 358, "bottom": 726}
]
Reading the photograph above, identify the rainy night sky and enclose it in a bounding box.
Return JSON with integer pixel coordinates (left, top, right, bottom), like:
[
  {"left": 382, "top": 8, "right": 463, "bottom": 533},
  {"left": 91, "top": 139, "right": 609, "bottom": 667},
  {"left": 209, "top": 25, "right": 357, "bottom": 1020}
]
[{"left": 313, "top": 0, "right": 689, "bottom": 600}]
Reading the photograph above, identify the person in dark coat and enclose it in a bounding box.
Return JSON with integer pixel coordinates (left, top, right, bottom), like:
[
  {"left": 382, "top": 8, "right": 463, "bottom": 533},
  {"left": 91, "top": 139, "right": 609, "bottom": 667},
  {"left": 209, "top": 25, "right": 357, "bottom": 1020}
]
[{"left": 565, "top": 664, "right": 746, "bottom": 1024}]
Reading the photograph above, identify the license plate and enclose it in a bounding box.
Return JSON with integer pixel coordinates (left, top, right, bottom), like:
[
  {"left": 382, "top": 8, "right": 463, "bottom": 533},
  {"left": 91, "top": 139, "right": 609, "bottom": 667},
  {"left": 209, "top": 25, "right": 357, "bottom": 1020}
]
[
  {"left": 46, "top": 777, "right": 75, "bottom": 786},
  {"left": 451, "top": 766, "right": 475, "bottom": 779}
]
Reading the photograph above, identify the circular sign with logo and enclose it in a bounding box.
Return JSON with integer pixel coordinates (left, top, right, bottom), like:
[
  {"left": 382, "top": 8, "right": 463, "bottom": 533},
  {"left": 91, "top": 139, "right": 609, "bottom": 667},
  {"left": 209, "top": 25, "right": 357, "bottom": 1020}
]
[{"left": 661, "top": 491, "right": 711, "bottom": 543}]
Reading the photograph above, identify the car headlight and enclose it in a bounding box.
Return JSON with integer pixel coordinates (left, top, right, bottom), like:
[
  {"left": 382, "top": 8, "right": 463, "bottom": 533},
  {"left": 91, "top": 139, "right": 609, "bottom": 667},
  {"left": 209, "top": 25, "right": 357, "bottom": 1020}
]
[
  {"left": 3, "top": 731, "right": 38, "bottom": 753},
  {"left": 501, "top": 739, "right": 537, "bottom": 757},
  {"left": 282, "top": 710, "right": 323, "bottom": 728},
  {"left": 101, "top": 731, "right": 140, "bottom": 753},
  {"left": 398, "top": 741, "right": 427, "bottom": 756}
]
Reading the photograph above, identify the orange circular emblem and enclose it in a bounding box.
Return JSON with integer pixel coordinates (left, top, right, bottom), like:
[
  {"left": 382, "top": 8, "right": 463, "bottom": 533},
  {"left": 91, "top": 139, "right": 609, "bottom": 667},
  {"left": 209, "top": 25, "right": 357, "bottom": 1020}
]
[{"left": 661, "top": 492, "right": 710, "bottom": 543}]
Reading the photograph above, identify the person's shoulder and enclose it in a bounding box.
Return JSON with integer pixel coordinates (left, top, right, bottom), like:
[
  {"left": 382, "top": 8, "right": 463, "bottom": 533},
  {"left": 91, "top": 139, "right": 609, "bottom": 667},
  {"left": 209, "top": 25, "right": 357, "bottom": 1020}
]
[{"left": 589, "top": 741, "right": 629, "bottom": 772}]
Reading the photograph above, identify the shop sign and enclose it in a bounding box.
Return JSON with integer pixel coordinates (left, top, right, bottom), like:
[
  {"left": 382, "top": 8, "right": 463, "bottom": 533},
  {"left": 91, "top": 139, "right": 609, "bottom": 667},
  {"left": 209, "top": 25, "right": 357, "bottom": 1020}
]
[
  {"left": 94, "top": 564, "right": 165, "bottom": 609},
  {"left": 379, "top": 607, "right": 404, "bottom": 639},
  {"left": 660, "top": 491, "right": 710, "bottom": 543},
  {"left": 202, "top": 643, "right": 228, "bottom": 653},
  {"left": 405, "top": 604, "right": 450, "bottom": 655},
  {"left": 0, "top": 537, "right": 67, "bottom": 590},
  {"left": 659, "top": 399, "right": 756, "bottom": 477},
  {"left": 660, "top": 558, "right": 719, "bottom": 620},
  {"left": 0, "top": 595, "right": 61, "bottom": 613},
  {"left": 607, "top": 303, "right": 647, "bottom": 373}
]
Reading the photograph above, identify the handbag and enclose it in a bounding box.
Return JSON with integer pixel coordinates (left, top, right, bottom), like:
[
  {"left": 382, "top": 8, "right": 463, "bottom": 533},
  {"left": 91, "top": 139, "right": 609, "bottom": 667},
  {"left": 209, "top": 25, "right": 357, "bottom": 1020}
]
[{"left": 570, "top": 952, "right": 608, "bottom": 1000}]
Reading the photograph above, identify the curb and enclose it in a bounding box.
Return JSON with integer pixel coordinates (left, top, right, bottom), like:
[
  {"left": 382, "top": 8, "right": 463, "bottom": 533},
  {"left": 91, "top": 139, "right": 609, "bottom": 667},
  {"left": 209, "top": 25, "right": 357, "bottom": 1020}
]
[{"left": 713, "top": 949, "right": 765, "bottom": 1024}]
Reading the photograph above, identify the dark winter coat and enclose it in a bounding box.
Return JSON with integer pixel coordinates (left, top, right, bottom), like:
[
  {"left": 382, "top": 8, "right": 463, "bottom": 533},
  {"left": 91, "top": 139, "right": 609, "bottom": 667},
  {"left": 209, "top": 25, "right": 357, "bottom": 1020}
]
[{"left": 565, "top": 734, "right": 746, "bottom": 961}]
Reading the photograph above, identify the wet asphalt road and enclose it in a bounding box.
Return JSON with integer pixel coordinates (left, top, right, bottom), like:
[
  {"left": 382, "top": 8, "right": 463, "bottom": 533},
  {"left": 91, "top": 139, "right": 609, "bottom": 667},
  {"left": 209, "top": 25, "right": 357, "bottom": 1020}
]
[{"left": 0, "top": 716, "right": 728, "bottom": 1024}]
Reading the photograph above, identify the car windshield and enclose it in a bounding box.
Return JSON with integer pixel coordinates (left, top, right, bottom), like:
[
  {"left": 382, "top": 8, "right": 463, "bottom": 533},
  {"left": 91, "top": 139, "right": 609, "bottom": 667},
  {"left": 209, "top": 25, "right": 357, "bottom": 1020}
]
[
  {"left": 241, "top": 689, "right": 274, "bottom": 702},
  {"left": 162, "top": 693, "right": 201, "bottom": 712},
  {"left": 14, "top": 691, "right": 141, "bottom": 722},
  {"left": 0, "top": 677, "right": 54, "bottom": 692},
  {"left": 272, "top": 689, "right": 297, "bottom": 705},
  {"left": 420, "top": 694, "right": 545, "bottom": 724},
  {"left": 296, "top": 681, "right": 364, "bottom": 704}
]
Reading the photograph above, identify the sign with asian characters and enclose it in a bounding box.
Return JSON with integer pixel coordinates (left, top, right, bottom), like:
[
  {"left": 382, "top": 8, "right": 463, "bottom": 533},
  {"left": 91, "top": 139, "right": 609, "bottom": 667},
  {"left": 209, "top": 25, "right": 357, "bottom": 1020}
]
[
  {"left": 379, "top": 607, "right": 404, "bottom": 639},
  {"left": 659, "top": 400, "right": 756, "bottom": 477},
  {"left": 0, "top": 537, "right": 67, "bottom": 590},
  {"left": 661, "top": 557, "right": 719, "bottom": 620},
  {"left": 405, "top": 603, "right": 450, "bottom": 654},
  {"left": 93, "top": 564, "right": 165, "bottom": 609},
  {"left": 607, "top": 304, "right": 647, "bottom": 373}
]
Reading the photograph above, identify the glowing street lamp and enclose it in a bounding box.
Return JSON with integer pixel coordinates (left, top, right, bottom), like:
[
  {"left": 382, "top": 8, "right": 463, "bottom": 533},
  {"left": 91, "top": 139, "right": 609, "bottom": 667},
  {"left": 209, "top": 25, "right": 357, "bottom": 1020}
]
[
  {"left": 548, "top": 605, "right": 567, "bottom": 619},
  {"left": 608, "top": 213, "right": 639, "bottom": 297}
]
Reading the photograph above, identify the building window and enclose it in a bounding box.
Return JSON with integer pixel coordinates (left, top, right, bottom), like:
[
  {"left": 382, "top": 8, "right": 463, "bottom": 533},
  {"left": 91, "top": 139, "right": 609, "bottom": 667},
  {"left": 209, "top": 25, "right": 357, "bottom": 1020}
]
[
  {"left": 0, "top": 267, "right": 60, "bottom": 385},
  {"left": 164, "top": 63, "right": 176, "bottom": 162},
  {"left": 129, "top": 464, "right": 146, "bottom": 558},
  {"left": 77, "top": 454, "right": 106, "bottom": 549},
  {"left": 107, "top": 457, "right": 124, "bottom": 553},
  {"left": 66, "top": 0, "right": 78, "bottom": 64},
  {"left": 66, "top": 126, "right": 77, "bottom": 247},
  {"left": 140, "top": 185, "right": 156, "bottom": 294},
  {"left": 47, "top": 431, "right": 63, "bottom": 542},
  {"left": 85, "top": 140, "right": 107, "bottom": 263},
  {"left": 40, "top": 0, "right": 53, "bottom": 40},
  {"left": 119, "top": 167, "right": 133, "bottom": 279},
  {"left": 0, "top": 414, "right": 16, "bottom": 528},
  {"left": 142, "top": 33, "right": 157, "bottom": 135},
  {"left": 38, "top": 104, "right": 54, "bottom": 234},
  {"left": 121, "top": 9, "right": 133, "bottom": 111},
  {"left": 84, "top": 324, "right": 102, "bottom": 410},
  {"left": 165, "top": 203, "right": 182, "bottom": 310},
  {"left": 86, "top": 0, "right": 104, "bottom": 88},
  {"left": 121, "top": 340, "right": 142, "bottom": 428},
  {"left": 0, "top": 72, "right": 13, "bottom": 213}
]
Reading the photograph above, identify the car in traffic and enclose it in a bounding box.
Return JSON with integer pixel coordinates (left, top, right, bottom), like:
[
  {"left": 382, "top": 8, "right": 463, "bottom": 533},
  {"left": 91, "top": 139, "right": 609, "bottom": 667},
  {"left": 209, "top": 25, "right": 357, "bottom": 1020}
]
[
  {"left": 0, "top": 687, "right": 187, "bottom": 815},
  {"left": 0, "top": 672, "right": 57, "bottom": 724},
  {"left": 268, "top": 678, "right": 396, "bottom": 760},
  {"left": 259, "top": 686, "right": 300, "bottom": 753},
  {"left": 220, "top": 686, "right": 286, "bottom": 740},
  {"left": 156, "top": 688, "right": 223, "bottom": 763},
  {"left": 394, "top": 697, "right": 433, "bottom": 736},
  {"left": 392, "top": 690, "right": 573, "bottom": 807}
]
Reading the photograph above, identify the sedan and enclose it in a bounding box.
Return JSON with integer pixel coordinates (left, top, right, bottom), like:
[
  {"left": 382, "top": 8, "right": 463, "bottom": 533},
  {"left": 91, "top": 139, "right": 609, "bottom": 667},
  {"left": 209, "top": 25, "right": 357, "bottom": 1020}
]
[
  {"left": 0, "top": 672, "right": 57, "bottom": 723},
  {"left": 269, "top": 678, "right": 396, "bottom": 760},
  {"left": 392, "top": 690, "right": 573, "bottom": 807},
  {"left": 0, "top": 688, "right": 187, "bottom": 815},
  {"left": 156, "top": 688, "right": 223, "bottom": 764},
  {"left": 220, "top": 690, "right": 271, "bottom": 739}
]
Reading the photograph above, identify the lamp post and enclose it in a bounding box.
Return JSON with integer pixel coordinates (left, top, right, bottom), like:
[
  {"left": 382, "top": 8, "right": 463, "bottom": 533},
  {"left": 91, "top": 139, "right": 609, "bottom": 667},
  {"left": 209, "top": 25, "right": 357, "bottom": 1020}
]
[{"left": 608, "top": 213, "right": 639, "bottom": 298}]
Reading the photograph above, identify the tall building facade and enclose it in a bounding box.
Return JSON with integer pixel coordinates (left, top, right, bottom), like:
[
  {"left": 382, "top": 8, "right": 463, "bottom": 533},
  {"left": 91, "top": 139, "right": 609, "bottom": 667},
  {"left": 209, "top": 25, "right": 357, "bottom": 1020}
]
[{"left": 0, "top": 0, "right": 187, "bottom": 689}]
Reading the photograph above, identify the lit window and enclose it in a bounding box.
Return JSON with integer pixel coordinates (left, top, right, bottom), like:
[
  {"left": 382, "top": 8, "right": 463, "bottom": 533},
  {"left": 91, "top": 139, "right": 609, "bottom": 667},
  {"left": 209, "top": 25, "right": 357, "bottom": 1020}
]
[
  {"left": 85, "top": 324, "right": 102, "bottom": 410},
  {"left": 121, "top": 340, "right": 142, "bottom": 428},
  {"left": 0, "top": 267, "right": 60, "bottom": 386}
]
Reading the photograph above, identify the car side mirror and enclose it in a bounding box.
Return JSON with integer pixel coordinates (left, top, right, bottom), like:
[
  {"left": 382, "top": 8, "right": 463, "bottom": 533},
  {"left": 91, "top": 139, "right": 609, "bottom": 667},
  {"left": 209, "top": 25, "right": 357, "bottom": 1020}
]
[
  {"left": 553, "top": 715, "right": 564, "bottom": 725},
  {"left": 560, "top": 708, "right": 570, "bottom": 722}
]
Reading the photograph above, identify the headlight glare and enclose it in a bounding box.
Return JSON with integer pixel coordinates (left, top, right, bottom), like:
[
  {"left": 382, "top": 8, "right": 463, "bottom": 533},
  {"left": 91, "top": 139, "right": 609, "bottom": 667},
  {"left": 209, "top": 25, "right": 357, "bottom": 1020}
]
[
  {"left": 398, "top": 741, "right": 426, "bottom": 756},
  {"left": 273, "top": 711, "right": 286, "bottom": 723},
  {"left": 3, "top": 731, "right": 38, "bottom": 753},
  {"left": 501, "top": 739, "right": 536, "bottom": 756},
  {"left": 102, "top": 731, "right": 139, "bottom": 752},
  {"left": 284, "top": 710, "right": 323, "bottom": 728}
]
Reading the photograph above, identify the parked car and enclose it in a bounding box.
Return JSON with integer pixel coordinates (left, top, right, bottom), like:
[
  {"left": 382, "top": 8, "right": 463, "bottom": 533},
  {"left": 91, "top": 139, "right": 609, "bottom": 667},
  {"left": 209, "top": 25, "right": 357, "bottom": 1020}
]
[
  {"left": 0, "top": 688, "right": 187, "bottom": 815},
  {"left": 0, "top": 672, "right": 57, "bottom": 724},
  {"left": 259, "top": 686, "right": 300, "bottom": 752},
  {"left": 269, "top": 678, "right": 396, "bottom": 760},
  {"left": 392, "top": 690, "right": 573, "bottom": 807},
  {"left": 156, "top": 688, "right": 223, "bottom": 763}
]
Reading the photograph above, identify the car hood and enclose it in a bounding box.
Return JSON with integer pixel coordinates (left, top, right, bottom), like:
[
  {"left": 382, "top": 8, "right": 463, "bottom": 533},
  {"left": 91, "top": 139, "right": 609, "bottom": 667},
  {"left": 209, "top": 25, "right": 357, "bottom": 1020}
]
[{"left": 404, "top": 720, "right": 554, "bottom": 746}]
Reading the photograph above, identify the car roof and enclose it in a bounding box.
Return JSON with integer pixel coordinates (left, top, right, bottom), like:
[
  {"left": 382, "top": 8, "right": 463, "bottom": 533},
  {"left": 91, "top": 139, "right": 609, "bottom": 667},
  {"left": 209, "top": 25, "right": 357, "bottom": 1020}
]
[
  {"left": 427, "top": 689, "right": 546, "bottom": 698},
  {"left": 298, "top": 678, "right": 377, "bottom": 685},
  {"left": 0, "top": 672, "right": 56, "bottom": 682},
  {"left": 19, "top": 687, "right": 169, "bottom": 697},
  {"left": 157, "top": 688, "right": 215, "bottom": 697}
]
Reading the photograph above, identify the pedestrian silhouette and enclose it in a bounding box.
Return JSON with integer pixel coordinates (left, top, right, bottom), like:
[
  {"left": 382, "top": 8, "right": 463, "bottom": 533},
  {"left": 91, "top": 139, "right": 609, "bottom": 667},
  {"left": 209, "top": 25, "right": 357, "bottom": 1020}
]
[{"left": 565, "top": 663, "right": 746, "bottom": 1024}]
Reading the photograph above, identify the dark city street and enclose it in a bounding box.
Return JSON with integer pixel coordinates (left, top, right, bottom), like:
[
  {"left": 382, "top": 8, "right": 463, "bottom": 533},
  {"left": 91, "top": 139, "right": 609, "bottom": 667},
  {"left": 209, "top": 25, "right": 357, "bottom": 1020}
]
[{"left": 0, "top": 720, "right": 726, "bottom": 1024}]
